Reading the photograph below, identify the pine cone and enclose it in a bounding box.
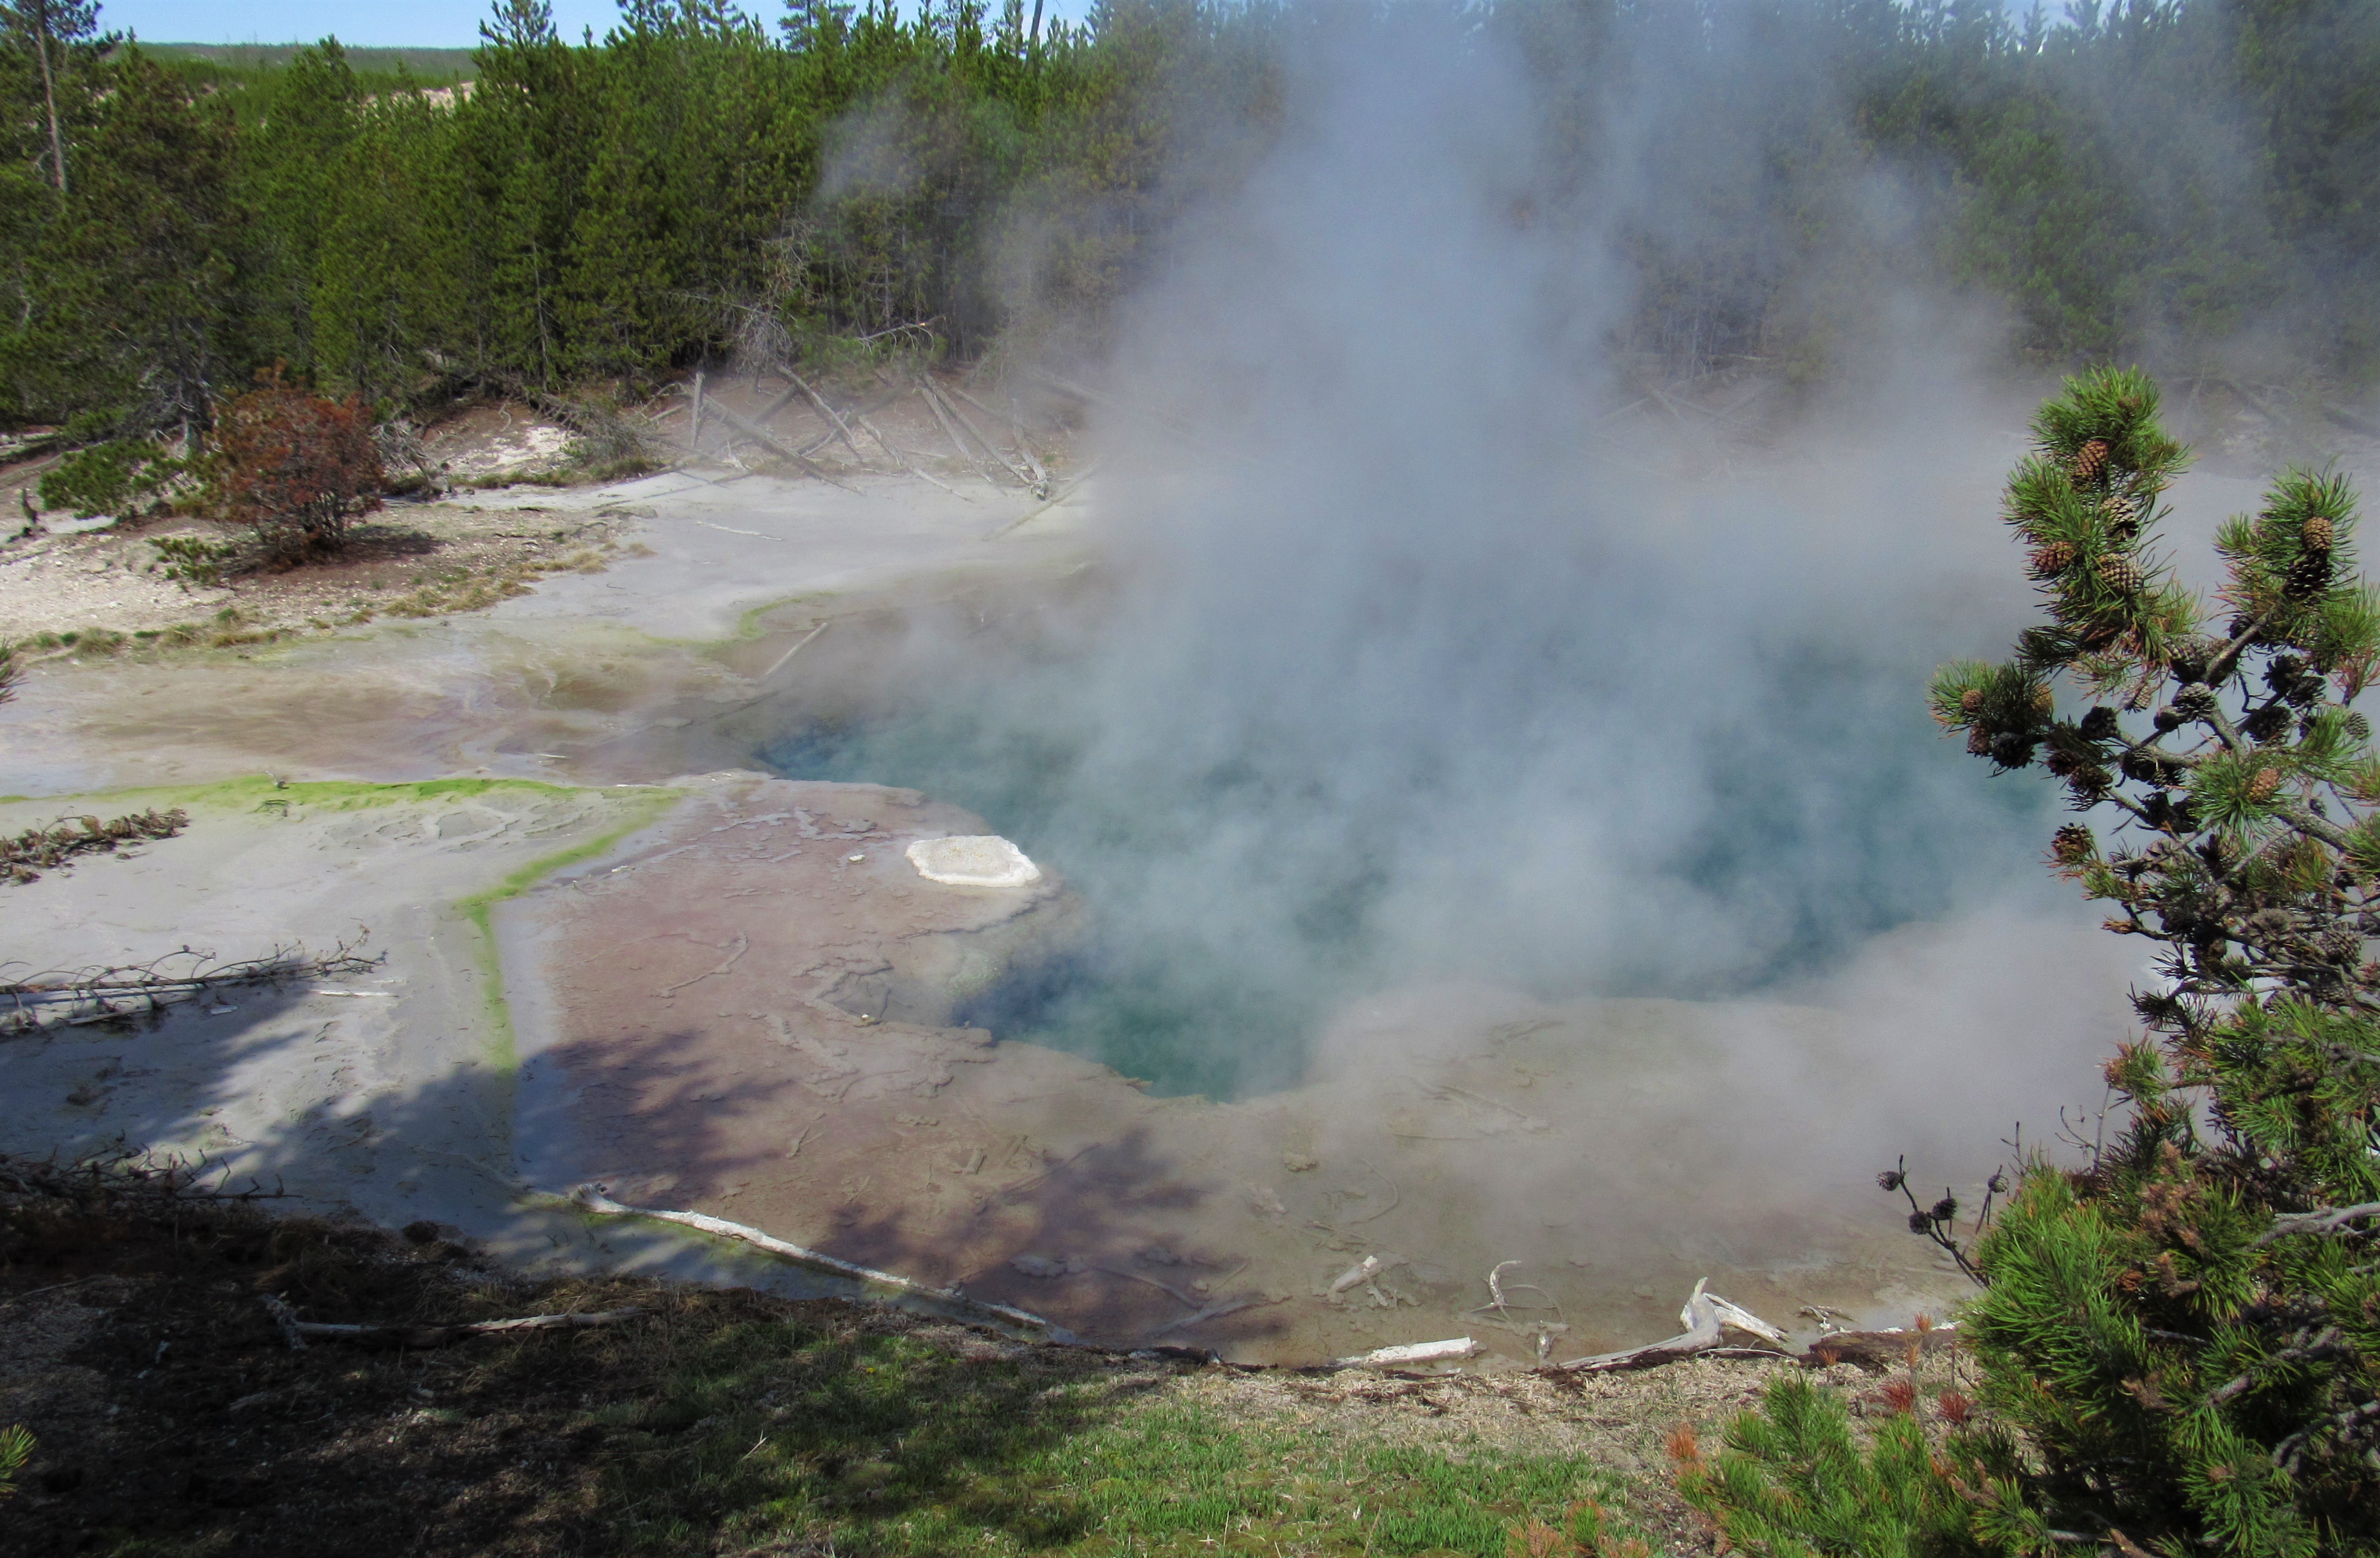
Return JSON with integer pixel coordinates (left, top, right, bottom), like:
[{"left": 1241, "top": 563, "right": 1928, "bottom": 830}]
[
  {"left": 2173, "top": 683, "right": 2217, "bottom": 719},
  {"left": 2247, "top": 767, "right": 2282, "bottom": 804},
  {"left": 1967, "top": 726, "right": 1993, "bottom": 756},
  {"left": 2102, "top": 492, "right": 2138, "bottom": 537},
  {"left": 2032, "top": 685, "right": 2055, "bottom": 718},
  {"left": 2285, "top": 551, "right": 2335, "bottom": 599},
  {"left": 2168, "top": 637, "right": 2219, "bottom": 683},
  {"left": 2069, "top": 765, "right": 2114, "bottom": 800},
  {"left": 2079, "top": 706, "right": 2121, "bottom": 740},
  {"left": 2302, "top": 514, "right": 2335, "bottom": 551},
  {"left": 2347, "top": 712, "right": 2372, "bottom": 741},
  {"left": 2072, "top": 439, "right": 2111, "bottom": 484},
  {"left": 2046, "top": 750, "right": 2079, "bottom": 777},
  {"left": 2321, "top": 927, "right": 2363, "bottom": 963},
  {"left": 1960, "top": 688, "right": 1985, "bottom": 716},
  {"left": 2028, "top": 541, "right": 2077, "bottom": 578},
  {"left": 2244, "top": 703, "right": 2292, "bottom": 743},
  {"left": 2051, "top": 824, "right": 2096, "bottom": 865},
  {"left": 1989, "top": 732, "right": 2035, "bottom": 768},
  {"left": 2096, "top": 553, "right": 2144, "bottom": 594}
]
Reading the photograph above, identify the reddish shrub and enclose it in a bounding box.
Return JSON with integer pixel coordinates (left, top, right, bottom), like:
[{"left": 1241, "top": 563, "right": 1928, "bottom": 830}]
[
  {"left": 212, "top": 371, "right": 382, "bottom": 563},
  {"left": 1937, "top": 1389, "right": 1974, "bottom": 1426}
]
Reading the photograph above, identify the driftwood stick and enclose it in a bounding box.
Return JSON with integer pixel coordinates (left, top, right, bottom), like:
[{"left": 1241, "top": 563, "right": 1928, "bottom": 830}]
[
  {"left": 283, "top": 1307, "right": 645, "bottom": 1348},
  {"left": 1143, "top": 1293, "right": 1269, "bottom": 1339},
  {"left": 1332, "top": 1336, "right": 1481, "bottom": 1369},
  {"left": 700, "top": 398, "right": 819, "bottom": 467},
  {"left": 688, "top": 370, "right": 706, "bottom": 452},
  {"left": 1708, "top": 1293, "right": 1791, "bottom": 1343},
  {"left": 1548, "top": 1281, "right": 1790, "bottom": 1372},
  {"left": 1329, "top": 1254, "right": 1383, "bottom": 1295},
  {"left": 571, "top": 1183, "right": 1056, "bottom": 1334},
  {"left": 1554, "top": 1278, "right": 1719, "bottom": 1372},
  {"left": 1092, "top": 1263, "right": 1203, "bottom": 1308},
  {"left": 260, "top": 1293, "right": 309, "bottom": 1351}
]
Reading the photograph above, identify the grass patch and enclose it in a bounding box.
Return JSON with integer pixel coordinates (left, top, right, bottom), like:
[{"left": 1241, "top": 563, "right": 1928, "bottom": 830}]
[
  {"left": 2, "top": 1160, "right": 1652, "bottom": 1558},
  {"left": 589, "top": 1328, "right": 1625, "bottom": 1558}
]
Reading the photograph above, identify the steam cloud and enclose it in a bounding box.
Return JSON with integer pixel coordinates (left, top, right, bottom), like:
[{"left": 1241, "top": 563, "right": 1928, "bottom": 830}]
[{"left": 777, "top": 4, "right": 2369, "bottom": 1185}]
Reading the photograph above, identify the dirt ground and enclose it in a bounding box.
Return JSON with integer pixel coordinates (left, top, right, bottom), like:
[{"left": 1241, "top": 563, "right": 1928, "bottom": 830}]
[
  {"left": 0, "top": 1154, "right": 1967, "bottom": 1558},
  {"left": 0, "top": 492, "right": 636, "bottom": 648}
]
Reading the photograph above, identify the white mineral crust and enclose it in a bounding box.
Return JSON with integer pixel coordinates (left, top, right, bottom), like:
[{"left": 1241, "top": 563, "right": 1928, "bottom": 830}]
[{"left": 904, "top": 834, "right": 1042, "bottom": 888}]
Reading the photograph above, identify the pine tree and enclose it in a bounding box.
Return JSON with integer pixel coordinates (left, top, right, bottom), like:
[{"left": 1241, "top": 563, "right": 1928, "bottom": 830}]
[
  {"left": 0, "top": 0, "right": 100, "bottom": 193},
  {"left": 1682, "top": 369, "right": 2380, "bottom": 1555}
]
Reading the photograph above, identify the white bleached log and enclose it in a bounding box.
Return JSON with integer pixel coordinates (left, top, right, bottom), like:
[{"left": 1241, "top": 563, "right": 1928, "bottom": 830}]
[
  {"left": 262, "top": 1303, "right": 645, "bottom": 1347},
  {"left": 1331, "top": 1336, "right": 1481, "bottom": 1369},
  {"left": 1551, "top": 1279, "right": 1792, "bottom": 1372},
  {"left": 569, "top": 1183, "right": 1058, "bottom": 1335}
]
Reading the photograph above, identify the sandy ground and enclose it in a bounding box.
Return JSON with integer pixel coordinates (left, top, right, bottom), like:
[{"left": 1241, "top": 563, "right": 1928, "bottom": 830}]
[{"left": 0, "top": 430, "right": 1965, "bottom": 1365}]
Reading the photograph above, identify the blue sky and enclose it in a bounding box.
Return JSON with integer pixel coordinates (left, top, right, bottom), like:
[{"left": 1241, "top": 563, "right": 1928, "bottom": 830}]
[{"left": 103, "top": 0, "right": 1088, "bottom": 48}]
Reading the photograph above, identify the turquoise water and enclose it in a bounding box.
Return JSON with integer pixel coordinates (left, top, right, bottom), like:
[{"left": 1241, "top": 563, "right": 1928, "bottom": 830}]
[{"left": 755, "top": 632, "right": 2049, "bottom": 1100}]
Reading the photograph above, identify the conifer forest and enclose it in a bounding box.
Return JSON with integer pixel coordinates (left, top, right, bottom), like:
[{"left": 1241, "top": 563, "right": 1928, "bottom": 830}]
[{"left": 1, "top": 0, "right": 2377, "bottom": 439}]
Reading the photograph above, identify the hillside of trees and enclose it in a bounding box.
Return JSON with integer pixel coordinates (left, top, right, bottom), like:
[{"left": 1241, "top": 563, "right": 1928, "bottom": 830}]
[{"left": 0, "top": 0, "right": 2374, "bottom": 441}]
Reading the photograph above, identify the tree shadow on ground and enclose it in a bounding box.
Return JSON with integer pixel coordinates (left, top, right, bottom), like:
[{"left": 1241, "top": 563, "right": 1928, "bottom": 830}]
[{"left": 0, "top": 1155, "right": 1176, "bottom": 1557}]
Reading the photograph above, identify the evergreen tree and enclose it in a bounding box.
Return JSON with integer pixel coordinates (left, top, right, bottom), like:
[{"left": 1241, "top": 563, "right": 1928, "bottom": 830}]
[
  {"left": 1683, "top": 369, "right": 2380, "bottom": 1555},
  {"left": 239, "top": 39, "right": 361, "bottom": 371},
  {"left": 24, "top": 49, "right": 240, "bottom": 437},
  {"left": 0, "top": 0, "right": 99, "bottom": 192}
]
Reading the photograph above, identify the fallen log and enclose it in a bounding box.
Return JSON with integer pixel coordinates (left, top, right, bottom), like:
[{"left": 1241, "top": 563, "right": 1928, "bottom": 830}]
[
  {"left": 259, "top": 1295, "right": 642, "bottom": 1349},
  {"left": 775, "top": 363, "right": 865, "bottom": 461},
  {"left": 947, "top": 383, "right": 1049, "bottom": 487},
  {"left": 700, "top": 398, "right": 857, "bottom": 488},
  {"left": 919, "top": 383, "right": 1004, "bottom": 488},
  {"left": 984, "top": 463, "right": 1098, "bottom": 540},
  {"left": 797, "top": 384, "right": 913, "bottom": 458},
  {"left": 857, "top": 416, "right": 971, "bottom": 500},
  {"left": 570, "top": 1183, "right": 1058, "bottom": 1336},
  {"left": 1332, "top": 1336, "right": 1481, "bottom": 1369},
  {"left": 1799, "top": 1325, "right": 1960, "bottom": 1372},
  {"left": 933, "top": 383, "right": 1040, "bottom": 488},
  {"left": 1550, "top": 1279, "right": 1794, "bottom": 1372}
]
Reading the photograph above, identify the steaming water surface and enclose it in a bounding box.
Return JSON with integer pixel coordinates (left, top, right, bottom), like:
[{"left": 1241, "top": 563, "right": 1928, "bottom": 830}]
[{"left": 759, "top": 627, "right": 2050, "bottom": 1100}]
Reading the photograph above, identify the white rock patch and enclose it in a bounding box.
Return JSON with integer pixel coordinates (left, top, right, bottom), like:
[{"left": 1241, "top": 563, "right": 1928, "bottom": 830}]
[{"left": 904, "top": 835, "right": 1042, "bottom": 888}]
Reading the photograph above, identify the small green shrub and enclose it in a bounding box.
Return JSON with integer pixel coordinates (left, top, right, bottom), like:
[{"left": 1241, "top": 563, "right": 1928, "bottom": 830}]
[
  {"left": 1678, "top": 1376, "right": 2041, "bottom": 1558},
  {"left": 149, "top": 533, "right": 234, "bottom": 586},
  {"left": 0, "top": 1422, "right": 32, "bottom": 1501},
  {"left": 37, "top": 440, "right": 179, "bottom": 519}
]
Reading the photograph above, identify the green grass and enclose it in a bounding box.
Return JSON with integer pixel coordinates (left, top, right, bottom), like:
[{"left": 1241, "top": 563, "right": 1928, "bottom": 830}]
[{"left": 588, "top": 1321, "right": 1622, "bottom": 1557}]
